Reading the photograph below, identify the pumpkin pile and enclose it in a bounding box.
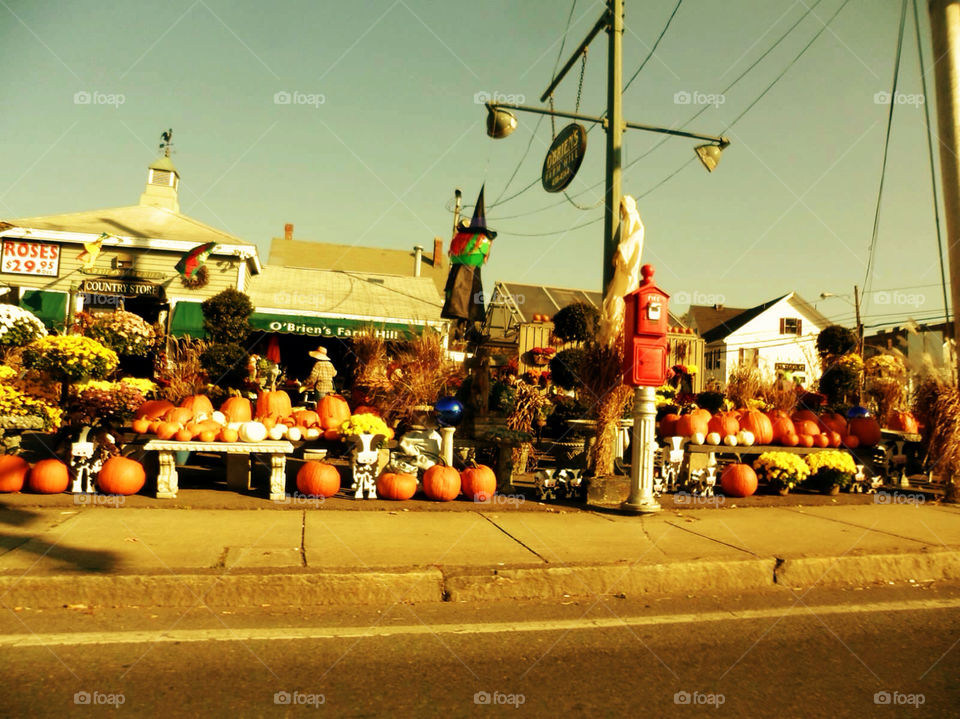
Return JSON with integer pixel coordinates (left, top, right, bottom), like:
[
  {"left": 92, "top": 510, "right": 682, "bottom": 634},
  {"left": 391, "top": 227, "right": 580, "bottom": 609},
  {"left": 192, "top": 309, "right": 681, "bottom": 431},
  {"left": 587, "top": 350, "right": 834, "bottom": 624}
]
[
  {"left": 0, "top": 456, "right": 74, "bottom": 495},
  {"left": 659, "top": 408, "right": 888, "bottom": 450}
]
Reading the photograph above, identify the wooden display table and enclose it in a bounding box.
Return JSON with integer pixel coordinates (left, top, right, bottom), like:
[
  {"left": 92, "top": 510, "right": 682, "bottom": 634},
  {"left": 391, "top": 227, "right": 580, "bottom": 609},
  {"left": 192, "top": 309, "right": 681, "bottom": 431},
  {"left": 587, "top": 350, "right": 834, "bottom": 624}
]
[{"left": 144, "top": 440, "right": 294, "bottom": 500}]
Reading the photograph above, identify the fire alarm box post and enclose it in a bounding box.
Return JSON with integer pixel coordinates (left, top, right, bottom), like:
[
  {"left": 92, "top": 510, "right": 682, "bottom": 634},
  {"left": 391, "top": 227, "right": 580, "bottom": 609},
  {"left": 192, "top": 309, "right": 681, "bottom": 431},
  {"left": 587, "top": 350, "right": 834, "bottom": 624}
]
[{"left": 622, "top": 264, "right": 669, "bottom": 387}]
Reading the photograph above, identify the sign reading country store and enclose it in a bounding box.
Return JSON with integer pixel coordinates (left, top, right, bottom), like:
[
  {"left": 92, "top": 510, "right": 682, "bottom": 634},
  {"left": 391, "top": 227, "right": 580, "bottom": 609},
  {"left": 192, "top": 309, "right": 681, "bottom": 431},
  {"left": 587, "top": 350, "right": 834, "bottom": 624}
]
[{"left": 78, "top": 278, "right": 165, "bottom": 299}]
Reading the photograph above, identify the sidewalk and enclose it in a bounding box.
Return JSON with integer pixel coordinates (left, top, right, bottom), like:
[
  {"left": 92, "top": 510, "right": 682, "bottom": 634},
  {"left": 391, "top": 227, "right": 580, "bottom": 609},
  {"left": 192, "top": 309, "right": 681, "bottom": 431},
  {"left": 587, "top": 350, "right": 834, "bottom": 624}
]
[{"left": 0, "top": 497, "right": 958, "bottom": 609}]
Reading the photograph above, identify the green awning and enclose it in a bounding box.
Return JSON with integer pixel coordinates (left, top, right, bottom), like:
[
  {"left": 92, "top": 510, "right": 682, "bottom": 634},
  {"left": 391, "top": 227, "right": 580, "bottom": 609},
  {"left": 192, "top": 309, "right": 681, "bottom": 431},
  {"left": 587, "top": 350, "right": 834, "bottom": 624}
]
[
  {"left": 169, "top": 301, "right": 206, "bottom": 338},
  {"left": 20, "top": 290, "right": 67, "bottom": 330},
  {"left": 250, "top": 312, "right": 425, "bottom": 340}
]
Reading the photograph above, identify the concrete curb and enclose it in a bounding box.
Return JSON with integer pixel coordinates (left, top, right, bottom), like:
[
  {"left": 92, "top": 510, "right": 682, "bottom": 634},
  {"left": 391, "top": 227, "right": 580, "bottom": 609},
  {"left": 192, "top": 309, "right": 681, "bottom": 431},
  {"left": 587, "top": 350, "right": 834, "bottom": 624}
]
[
  {"left": 2, "top": 551, "right": 959, "bottom": 609},
  {"left": 0, "top": 569, "right": 444, "bottom": 610},
  {"left": 774, "top": 550, "right": 960, "bottom": 588}
]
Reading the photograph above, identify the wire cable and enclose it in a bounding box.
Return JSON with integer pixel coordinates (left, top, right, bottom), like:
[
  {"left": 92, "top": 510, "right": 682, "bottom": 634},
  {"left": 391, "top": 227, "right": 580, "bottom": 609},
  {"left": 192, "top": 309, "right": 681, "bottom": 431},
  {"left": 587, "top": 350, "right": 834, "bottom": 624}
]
[{"left": 863, "top": 0, "right": 909, "bottom": 300}]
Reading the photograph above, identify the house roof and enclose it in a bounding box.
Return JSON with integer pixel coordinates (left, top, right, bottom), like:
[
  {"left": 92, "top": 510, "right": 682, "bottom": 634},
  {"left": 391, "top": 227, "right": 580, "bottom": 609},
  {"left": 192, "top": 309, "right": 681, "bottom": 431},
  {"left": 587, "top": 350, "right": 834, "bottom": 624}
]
[
  {"left": 698, "top": 293, "right": 831, "bottom": 343},
  {"left": 268, "top": 238, "right": 446, "bottom": 292},
  {"left": 492, "top": 281, "right": 688, "bottom": 327},
  {"left": 8, "top": 204, "right": 253, "bottom": 248},
  {"left": 246, "top": 265, "right": 445, "bottom": 324},
  {"left": 686, "top": 304, "right": 749, "bottom": 336}
]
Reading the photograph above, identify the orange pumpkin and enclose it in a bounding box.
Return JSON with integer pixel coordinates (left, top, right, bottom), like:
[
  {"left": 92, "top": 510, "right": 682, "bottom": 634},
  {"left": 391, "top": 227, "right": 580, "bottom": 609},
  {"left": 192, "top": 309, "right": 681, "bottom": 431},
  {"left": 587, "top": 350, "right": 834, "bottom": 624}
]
[
  {"left": 849, "top": 417, "right": 882, "bottom": 447},
  {"left": 460, "top": 464, "right": 497, "bottom": 501},
  {"left": 180, "top": 395, "right": 215, "bottom": 419},
  {"left": 163, "top": 407, "right": 194, "bottom": 425},
  {"left": 798, "top": 434, "right": 814, "bottom": 448},
  {"left": 318, "top": 394, "right": 351, "bottom": 430},
  {"left": 376, "top": 472, "right": 417, "bottom": 500},
  {"left": 155, "top": 421, "right": 181, "bottom": 440},
  {"left": 659, "top": 413, "right": 680, "bottom": 437},
  {"left": 792, "top": 409, "right": 820, "bottom": 426},
  {"left": 0, "top": 455, "right": 30, "bottom": 492},
  {"left": 770, "top": 417, "right": 796, "bottom": 444},
  {"left": 132, "top": 418, "right": 152, "bottom": 434},
  {"left": 219, "top": 427, "right": 239, "bottom": 442},
  {"left": 148, "top": 420, "right": 164, "bottom": 434},
  {"left": 422, "top": 464, "right": 461, "bottom": 501},
  {"left": 175, "top": 428, "right": 194, "bottom": 442},
  {"left": 261, "top": 416, "right": 277, "bottom": 430},
  {"left": 27, "top": 458, "right": 70, "bottom": 494},
  {"left": 220, "top": 396, "right": 252, "bottom": 423},
  {"left": 781, "top": 433, "right": 799, "bottom": 447},
  {"left": 135, "top": 399, "right": 175, "bottom": 420},
  {"left": 842, "top": 434, "right": 860, "bottom": 449},
  {"left": 256, "top": 390, "right": 292, "bottom": 419},
  {"left": 297, "top": 461, "right": 340, "bottom": 498},
  {"left": 293, "top": 410, "right": 320, "bottom": 428},
  {"left": 97, "top": 456, "right": 146, "bottom": 495},
  {"left": 813, "top": 433, "right": 830, "bottom": 448},
  {"left": 675, "top": 413, "right": 708, "bottom": 438},
  {"left": 739, "top": 410, "right": 774, "bottom": 445},
  {"left": 794, "top": 420, "right": 820, "bottom": 436},
  {"left": 690, "top": 408, "right": 712, "bottom": 424},
  {"left": 819, "top": 412, "right": 848, "bottom": 435},
  {"left": 888, "top": 411, "right": 919, "bottom": 434},
  {"left": 720, "top": 463, "right": 757, "bottom": 498},
  {"left": 198, "top": 430, "right": 218, "bottom": 443},
  {"left": 323, "top": 428, "right": 340, "bottom": 441},
  {"left": 827, "top": 431, "right": 842, "bottom": 448},
  {"left": 708, "top": 412, "right": 740, "bottom": 438}
]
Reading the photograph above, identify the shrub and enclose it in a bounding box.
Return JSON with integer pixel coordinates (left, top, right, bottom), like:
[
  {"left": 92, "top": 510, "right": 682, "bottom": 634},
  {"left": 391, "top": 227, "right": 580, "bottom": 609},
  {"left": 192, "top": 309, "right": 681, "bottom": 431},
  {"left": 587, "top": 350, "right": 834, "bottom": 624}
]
[
  {"left": 550, "top": 348, "right": 586, "bottom": 391},
  {"left": 199, "top": 342, "right": 250, "bottom": 390},
  {"left": 817, "top": 325, "right": 857, "bottom": 364},
  {"left": 201, "top": 289, "right": 253, "bottom": 344},
  {"left": 551, "top": 302, "right": 599, "bottom": 344}
]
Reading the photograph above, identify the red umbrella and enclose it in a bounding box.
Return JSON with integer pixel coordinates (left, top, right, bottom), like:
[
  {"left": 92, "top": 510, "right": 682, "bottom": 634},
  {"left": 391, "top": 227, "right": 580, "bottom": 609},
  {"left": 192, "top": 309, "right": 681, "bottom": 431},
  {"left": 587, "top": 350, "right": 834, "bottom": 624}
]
[{"left": 266, "top": 335, "right": 281, "bottom": 364}]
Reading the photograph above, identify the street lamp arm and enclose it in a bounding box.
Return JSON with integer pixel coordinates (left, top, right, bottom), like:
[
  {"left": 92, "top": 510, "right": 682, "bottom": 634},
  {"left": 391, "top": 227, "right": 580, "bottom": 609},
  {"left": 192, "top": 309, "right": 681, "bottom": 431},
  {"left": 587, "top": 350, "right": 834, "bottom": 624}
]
[
  {"left": 487, "top": 102, "right": 730, "bottom": 146},
  {"left": 540, "top": 10, "right": 610, "bottom": 103}
]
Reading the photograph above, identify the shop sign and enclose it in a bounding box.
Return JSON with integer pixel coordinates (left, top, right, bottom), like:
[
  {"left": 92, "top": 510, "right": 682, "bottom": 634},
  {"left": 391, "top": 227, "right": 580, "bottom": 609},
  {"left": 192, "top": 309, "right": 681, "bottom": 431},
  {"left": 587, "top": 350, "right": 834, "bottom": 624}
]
[
  {"left": 775, "top": 362, "right": 805, "bottom": 373},
  {"left": 79, "top": 267, "right": 168, "bottom": 280},
  {"left": 1, "top": 239, "right": 60, "bottom": 277},
  {"left": 79, "top": 278, "right": 165, "bottom": 299},
  {"left": 541, "top": 123, "right": 587, "bottom": 193},
  {"left": 266, "top": 319, "right": 404, "bottom": 340}
]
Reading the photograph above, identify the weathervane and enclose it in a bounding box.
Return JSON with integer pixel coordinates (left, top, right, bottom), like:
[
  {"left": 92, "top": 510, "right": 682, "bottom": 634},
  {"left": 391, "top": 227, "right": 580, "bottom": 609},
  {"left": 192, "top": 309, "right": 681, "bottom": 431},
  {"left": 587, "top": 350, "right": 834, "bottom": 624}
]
[{"left": 159, "top": 128, "right": 173, "bottom": 157}]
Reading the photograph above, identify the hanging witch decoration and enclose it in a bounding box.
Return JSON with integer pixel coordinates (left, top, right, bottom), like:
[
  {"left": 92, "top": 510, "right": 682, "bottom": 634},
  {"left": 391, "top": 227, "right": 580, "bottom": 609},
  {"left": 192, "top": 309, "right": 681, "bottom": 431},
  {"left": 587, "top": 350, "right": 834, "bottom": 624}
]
[{"left": 441, "top": 186, "right": 496, "bottom": 324}]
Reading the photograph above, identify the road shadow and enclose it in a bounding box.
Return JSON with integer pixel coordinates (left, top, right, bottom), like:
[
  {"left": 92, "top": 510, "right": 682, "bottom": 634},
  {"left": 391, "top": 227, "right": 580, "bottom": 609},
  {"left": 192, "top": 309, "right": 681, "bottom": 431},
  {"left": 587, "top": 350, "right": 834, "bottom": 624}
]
[{"left": 0, "top": 501, "right": 117, "bottom": 573}]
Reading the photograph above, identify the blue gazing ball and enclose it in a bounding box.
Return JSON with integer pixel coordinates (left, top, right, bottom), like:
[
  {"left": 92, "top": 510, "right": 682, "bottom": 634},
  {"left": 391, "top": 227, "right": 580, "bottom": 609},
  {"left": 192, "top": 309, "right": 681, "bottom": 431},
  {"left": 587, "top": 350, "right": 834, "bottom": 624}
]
[
  {"left": 435, "top": 396, "right": 464, "bottom": 427},
  {"left": 846, "top": 406, "right": 871, "bottom": 419}
]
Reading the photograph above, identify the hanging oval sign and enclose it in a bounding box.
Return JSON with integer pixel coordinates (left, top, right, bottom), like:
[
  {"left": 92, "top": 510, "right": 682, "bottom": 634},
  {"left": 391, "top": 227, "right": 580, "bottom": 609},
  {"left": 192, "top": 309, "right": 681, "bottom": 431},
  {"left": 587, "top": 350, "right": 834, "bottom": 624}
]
[{"left": 541, "top": 123, "right": 587, "bottom": 193}]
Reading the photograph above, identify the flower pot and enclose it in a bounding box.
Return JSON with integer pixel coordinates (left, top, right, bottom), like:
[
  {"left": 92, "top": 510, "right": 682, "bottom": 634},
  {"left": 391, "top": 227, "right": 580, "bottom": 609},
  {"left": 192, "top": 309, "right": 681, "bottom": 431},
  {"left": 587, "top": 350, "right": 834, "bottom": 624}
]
[
  {"left": 531, "top": 355, "right": 549, "bottom": 366},
  {"left": 821, "top": 484, "right": 840, "bottom": 496},
  {"left": 777, "top": 486, "right": 790, "bottom": 496}
]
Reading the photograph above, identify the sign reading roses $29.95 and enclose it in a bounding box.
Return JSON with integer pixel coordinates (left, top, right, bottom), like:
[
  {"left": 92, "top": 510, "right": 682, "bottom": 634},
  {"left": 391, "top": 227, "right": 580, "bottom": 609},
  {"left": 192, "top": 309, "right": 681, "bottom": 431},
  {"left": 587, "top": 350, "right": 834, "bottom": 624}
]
[{"left": 1, "top": 240, "right": 60, "bottom": 277}]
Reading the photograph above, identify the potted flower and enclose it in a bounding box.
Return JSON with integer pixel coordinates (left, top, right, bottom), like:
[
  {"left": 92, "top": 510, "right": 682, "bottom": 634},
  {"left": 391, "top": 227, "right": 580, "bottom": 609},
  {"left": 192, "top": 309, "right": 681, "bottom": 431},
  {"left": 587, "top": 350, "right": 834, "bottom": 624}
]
[
  {"left": 529, "top": 346, "right": 556, "bottom": 366},
  {"left": 0, "top": 305, "right": 46, "bottom": 350},
  {"left": 753, "top": 451, "right": 810, "bottom": 495},
  {"left": 805, "top": 450, "right": 858, "bottom": 494},
  {"left": 339, "top": 412, "right": 392, "bottom": 498}
]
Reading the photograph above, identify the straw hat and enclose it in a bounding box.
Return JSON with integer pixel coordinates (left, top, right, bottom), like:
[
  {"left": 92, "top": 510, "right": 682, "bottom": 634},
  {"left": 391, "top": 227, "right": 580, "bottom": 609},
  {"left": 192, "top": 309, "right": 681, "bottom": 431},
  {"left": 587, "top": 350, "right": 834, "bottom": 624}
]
[{"left": 308, "top": 346, "right": 329, "bottom": 360}]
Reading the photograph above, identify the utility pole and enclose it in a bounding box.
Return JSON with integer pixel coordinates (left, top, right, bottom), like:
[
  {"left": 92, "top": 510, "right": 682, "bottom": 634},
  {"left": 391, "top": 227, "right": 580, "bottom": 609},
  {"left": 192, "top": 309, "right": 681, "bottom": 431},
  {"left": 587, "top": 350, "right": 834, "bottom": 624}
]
[
  {"left": 603, "top": 0, "right": 624, "bottom": 294},
  {"left": 927, "top": 0, "right": 960, "bottom": 379},
  {"left": 854, "top": 284, "right": 863, "bottom": 355}
]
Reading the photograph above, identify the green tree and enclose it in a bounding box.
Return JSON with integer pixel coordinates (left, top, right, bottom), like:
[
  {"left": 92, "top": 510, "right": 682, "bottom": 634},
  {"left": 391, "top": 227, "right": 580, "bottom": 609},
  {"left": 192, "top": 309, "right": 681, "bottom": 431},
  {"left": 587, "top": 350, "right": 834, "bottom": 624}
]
[{"left": 201, "top": 289, "right": 253, "bottom": 344}]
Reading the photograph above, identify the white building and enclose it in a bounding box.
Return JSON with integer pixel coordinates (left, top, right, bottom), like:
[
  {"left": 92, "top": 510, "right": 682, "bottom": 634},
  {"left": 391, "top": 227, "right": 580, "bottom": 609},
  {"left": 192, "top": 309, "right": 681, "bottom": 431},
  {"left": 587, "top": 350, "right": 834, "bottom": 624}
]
[{"left": 685, "top": 293, "right": 831, "bottom": 389}]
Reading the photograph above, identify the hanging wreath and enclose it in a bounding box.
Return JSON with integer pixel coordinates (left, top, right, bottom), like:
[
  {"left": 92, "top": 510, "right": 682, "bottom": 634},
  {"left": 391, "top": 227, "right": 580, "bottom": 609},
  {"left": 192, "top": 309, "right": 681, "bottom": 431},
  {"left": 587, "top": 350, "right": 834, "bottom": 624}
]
[{"left": 180, "top": 264, "right": 209, "bottom": 290}]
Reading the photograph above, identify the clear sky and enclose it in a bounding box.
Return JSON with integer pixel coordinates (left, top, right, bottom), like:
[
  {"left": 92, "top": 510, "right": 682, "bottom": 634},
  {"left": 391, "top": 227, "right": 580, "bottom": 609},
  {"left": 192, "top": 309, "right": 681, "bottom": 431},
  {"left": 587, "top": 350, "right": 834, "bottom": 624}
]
[{"left": 0, "top": 0, "right": 949, "bottom": 332}]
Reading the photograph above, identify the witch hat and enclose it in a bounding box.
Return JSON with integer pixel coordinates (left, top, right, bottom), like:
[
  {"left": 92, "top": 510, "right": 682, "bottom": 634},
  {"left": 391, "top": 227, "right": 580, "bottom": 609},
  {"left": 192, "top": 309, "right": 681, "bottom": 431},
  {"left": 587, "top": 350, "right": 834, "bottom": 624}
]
[{"left": 460, "top": 185, "right": 497, "bottom": 239}]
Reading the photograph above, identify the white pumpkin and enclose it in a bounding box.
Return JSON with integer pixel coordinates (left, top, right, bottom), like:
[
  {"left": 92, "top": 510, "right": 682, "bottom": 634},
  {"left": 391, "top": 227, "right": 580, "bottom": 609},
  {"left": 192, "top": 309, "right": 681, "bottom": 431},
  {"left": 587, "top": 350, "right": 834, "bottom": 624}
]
[
  {"left": 212, "top": 411, "right": 227, "bottom": 425},
  {"left": 723, "top": 434, "right": 738, "bottom": 447},
  {"left": 689, "top": 432, "right": 705, "bottom": 445},
  {"left": 286, "top": 426, "right": 302, "bottom": 442},
  {"left": 238, "top": 421, "right": 267, "bottom": 443},
  {"left": 268, "top": 425, "right": 286, "bottom": 441},
  {"left": 304, "top": 427, "right": 321, "bottom": 440},
  {"left": 706, "top": 432, "right": 722, "bottom": 446},
  {"left": 737, "top": 430, "right": 755, "bottom": 447},
  {"left": 227, "top": 421, "right": 245, "bottom": 431}
]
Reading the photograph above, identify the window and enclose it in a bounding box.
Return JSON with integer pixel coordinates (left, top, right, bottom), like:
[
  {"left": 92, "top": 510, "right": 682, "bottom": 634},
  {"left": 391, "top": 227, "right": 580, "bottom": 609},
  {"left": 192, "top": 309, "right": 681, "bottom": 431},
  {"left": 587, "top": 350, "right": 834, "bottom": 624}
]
[
  {"left": 780, "top": 317, "right": 802, "bottom": 335},
  {"left": 738, "top": 347, "right": 759, "bottom": 367},
  {"left": 705, "top": 350, "right": 720, "bottom": 370}
]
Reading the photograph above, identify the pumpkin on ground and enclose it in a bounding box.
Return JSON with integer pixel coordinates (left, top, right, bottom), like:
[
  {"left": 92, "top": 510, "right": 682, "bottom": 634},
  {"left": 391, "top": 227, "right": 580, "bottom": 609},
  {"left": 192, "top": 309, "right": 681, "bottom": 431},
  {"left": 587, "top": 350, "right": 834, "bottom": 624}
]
[
  {"left": 256, "top": 389, "right": 293, "bottom": 420},
  {"left": 0, "top": 455, "right": 30, "bottom": 492},
  {"left": 376, "top": 472, "right": 418, "bottom": 501},
  {"left": 708, "top": 412, "right": 739, "bottom": 438},
  {"left": 220, "top": 396, "right": 252, "bottom": 423},
  {"left": 720, "top": 463, "right": 758, "bottom": 498},
  {"left": 422, "top": 464, "right": 461, "bottom": 501},
  {"left": 848, "top": 417, "right": 882, "bottom": 447},
  {"left": 180, "top": 395, "right": 215, "bottom": 419},
  {"left": 297, "top": 461, "right": 340, "bottom": 498},
  {"left": 318, "top": 394, "right": 351, "bottom": 430},
  {"left": 739, "top": 410, "right": 774, "bottom": 445},
  {"left": 460, "top": 464, "right": 497, "bottom": 501},
  {"left": 27, "top": 458, "right": 70, "bottom": 494},
  {"left": 97, "top": 456, "right": 146, "bottom": 495},
  {"left": 135, "top": 399, "right": 175, "bottom": 420},
  {"left": 888, "top": 411, "right": 919, "bottom": 434}
]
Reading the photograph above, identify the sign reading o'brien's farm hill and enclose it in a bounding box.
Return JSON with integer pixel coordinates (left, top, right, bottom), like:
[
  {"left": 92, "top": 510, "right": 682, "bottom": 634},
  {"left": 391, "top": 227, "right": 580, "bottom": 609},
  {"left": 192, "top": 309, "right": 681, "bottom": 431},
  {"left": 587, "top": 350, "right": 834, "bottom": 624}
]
[{"left": 542, "top": 123, "right": 587, "bottom": 193}]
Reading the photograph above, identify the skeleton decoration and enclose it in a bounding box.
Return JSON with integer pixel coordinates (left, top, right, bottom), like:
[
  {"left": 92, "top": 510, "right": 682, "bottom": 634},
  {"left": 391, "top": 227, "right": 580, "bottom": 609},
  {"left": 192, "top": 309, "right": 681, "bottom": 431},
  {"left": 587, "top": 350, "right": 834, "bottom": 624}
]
[{"left": 348, "top": 433, "right": 385, "bottom": 500}]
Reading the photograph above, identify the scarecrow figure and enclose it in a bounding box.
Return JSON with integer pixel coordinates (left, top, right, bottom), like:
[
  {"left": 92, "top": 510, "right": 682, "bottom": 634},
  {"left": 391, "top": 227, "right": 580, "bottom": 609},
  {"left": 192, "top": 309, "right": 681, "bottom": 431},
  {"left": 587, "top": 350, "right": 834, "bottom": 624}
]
[
  {"left": 301, "top": 345, "right": 337, "bottom": 405},
  {"left": 441, "top": 186, "right": 496, "bottom": 323}
]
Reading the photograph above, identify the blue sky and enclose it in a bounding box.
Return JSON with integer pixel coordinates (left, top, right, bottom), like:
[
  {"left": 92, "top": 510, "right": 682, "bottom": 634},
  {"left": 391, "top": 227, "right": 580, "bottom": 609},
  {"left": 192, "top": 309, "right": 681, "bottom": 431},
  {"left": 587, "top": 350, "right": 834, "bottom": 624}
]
[{"left": 0, "top": 0, "right": 948, "bottom": 331}]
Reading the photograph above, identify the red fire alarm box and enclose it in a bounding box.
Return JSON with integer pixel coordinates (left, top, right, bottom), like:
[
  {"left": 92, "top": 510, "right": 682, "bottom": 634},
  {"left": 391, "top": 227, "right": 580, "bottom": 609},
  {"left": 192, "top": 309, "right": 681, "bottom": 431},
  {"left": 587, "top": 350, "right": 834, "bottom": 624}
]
[{"left": 623, "top": 264, "right": 669, "bottom": 387}]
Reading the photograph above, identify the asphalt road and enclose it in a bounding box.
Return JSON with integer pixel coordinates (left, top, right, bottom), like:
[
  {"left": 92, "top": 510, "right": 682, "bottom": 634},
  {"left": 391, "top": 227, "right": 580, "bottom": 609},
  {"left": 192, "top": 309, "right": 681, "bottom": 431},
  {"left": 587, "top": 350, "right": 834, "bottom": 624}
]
[{"left": 1, "top": 584, "right": 957, "bottom": 717}]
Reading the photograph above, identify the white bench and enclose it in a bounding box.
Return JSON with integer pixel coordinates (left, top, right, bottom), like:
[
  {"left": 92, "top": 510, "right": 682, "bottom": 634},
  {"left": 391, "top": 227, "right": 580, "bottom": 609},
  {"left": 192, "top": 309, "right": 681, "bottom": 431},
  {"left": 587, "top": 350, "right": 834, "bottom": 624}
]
[{"left": 143, "top": 440, "right": 294, "bottom": 501}]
